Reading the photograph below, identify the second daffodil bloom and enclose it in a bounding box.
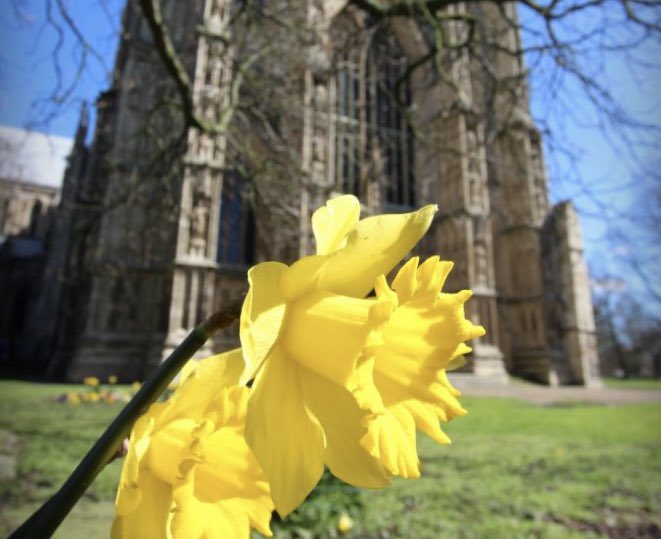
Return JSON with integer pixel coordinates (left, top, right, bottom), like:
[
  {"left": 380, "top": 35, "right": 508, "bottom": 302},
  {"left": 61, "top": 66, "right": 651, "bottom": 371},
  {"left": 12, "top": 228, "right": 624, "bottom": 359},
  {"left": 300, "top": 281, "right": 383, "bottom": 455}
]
[
  {"left": 112, "top": 350, "right": 274, "bottom": 539},
  {"left": 240, "top": 195, "right": 485, "bottom": 516}
]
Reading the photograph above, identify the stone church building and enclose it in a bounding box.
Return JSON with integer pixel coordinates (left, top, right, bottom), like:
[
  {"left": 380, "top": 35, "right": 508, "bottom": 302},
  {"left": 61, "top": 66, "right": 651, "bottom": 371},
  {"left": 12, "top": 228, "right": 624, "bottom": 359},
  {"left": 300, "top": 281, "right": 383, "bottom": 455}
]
[{"left": 1, "top": 0, "right": 600, "bottom": 385}]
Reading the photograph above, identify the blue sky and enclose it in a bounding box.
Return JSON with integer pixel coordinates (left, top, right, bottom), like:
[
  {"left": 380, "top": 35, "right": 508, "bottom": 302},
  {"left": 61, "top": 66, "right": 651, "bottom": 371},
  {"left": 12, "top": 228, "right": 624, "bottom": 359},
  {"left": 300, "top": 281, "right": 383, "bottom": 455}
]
[
  {"left": 1, "top": 0, "right": 659, "bottom": 315},
  {"left": 0, "top": 0, "right": 122, "bottom": 136},
  {"left": 519, "top": 1, "right": 661, "bottom": 314}
]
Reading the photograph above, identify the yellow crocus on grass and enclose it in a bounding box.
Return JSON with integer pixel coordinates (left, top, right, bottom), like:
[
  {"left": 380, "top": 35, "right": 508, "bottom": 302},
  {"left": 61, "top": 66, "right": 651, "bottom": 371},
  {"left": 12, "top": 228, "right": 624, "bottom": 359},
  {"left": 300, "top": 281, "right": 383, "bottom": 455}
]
[
  {"left": 241, "top": 195, "right": 485, "bottom": 516},
  {"left": 112, "top": 350, "right": 274, "bottom": 539}
]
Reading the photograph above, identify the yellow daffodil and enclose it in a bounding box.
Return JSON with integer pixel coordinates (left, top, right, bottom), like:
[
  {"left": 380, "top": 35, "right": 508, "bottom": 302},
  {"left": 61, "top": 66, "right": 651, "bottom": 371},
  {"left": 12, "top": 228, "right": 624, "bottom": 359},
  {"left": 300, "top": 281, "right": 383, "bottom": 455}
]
[
  {"left": 240, "top": 195, "right": 483, "bottom": 516},
  {"left": 83, "top": 376, "right": 100, "bottom": 387},
  {"left": 112, "top": 350, "right": 274, "bottom": 539},
  {"left": 85, "top": 391, "right": 101, "bottom": 403},
  {"left": 108, "top": 375, "right": 118, "bottom": 385},
  {"left": 337, "top": 512, "right": 354, "bottom": 534},
  {"left": 66, "top": 391, "right": 81, "bottom": 405}
]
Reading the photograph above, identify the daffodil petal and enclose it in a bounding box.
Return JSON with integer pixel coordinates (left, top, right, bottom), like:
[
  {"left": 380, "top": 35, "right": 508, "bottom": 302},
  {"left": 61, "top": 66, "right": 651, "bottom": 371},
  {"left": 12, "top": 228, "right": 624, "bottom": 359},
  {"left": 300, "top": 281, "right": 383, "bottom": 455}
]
[
  {"left": 202, "top": 384, "right": 249, "bottom": 427},
  {"left": 311, "top": 194, "right": 361, "bottom": 255},
  {"left": 194, "top": 422, "right": 269, "bottom": 500},
  {"left": 196, "top": 348, "right": 244, "bottom": 387},
  {"left": 279, "top": 255, "right": 327, "bottom": 301},
  {"left": 240, "top": 262, "right": 287, "bottom": 383},
  {"left": 299, "top": 365, "right": 391, "bottom": 488},
  {"left": 416, "top": 256, "right": 453, "bottom": 298},
  {"left": 147, "top": 417, "right": 202, "bottom": 486},
  {"left": 170, "top": 445, "right": 273, "bottom": 539},
  {"left": 318, "top": 204, "right": 437, "bottom": 297},
  {"left": 163, "top": 386, "right": 274, "bottom": 538},
  {"left": 397, "top": 398, "right": 453, "bottom": 445},
  {"left": 158, "top": 349, "right": 245, "bottom": 426},
  {"left": 390, "top": 256, "right": 419, "bottom": 304},
  {"left": 179, "top": 390, "right": 274, "bottom": 537},
  {"left": 175, "top": 347, "right": 241, "bottom": 389},
  {"left": 177, "top": 358, "right": 201, "bottom": 387},
  {"left": 171, "top": 476, "right": 247, "bottom": 539},
  {"left": 376, "top": 373, "right": 463, "bottom": 444},
  {"left": 361, "top": 406, "right": 420, "bottom": 478},
  {"left": 111, "top": 469, "right": 173, "bottom": 539},
  {"left": 245, "top": 345, "right": 325, "bottom": 516},
  {"left": 440, "top": 369, "right": 462, "bottom": 398},
  {"left": 115, "top": 411, "right": 162, "bottom": 515}
]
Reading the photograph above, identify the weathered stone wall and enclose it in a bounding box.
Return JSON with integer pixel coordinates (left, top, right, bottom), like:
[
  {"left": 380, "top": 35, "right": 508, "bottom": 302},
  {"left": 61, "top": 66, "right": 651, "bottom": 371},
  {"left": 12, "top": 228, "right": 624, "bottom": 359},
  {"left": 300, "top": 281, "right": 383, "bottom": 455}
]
[{"left": 541, "top": 201, "right": 601, "bottom": 386}]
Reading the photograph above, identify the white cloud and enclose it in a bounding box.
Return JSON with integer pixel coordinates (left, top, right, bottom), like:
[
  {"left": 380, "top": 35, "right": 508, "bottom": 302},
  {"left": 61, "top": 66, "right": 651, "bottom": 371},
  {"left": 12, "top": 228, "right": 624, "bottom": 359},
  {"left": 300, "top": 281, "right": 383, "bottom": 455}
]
[{"left": 0, "top": 126, "right": 73, "bottom": 188}]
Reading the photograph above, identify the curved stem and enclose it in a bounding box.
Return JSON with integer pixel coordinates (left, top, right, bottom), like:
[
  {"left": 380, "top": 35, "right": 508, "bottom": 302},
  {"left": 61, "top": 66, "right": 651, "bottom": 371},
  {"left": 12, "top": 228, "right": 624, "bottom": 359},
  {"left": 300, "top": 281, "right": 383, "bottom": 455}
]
[{"left": 8, "top": 299, "right": 243, "bottom": 539}]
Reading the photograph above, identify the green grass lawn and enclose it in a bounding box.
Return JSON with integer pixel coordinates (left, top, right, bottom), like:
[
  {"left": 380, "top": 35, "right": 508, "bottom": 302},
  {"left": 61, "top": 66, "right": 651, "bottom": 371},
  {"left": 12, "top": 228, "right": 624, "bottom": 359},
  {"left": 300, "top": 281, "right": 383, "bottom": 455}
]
[
  {"left": 602, "top": 377, "right": 661, "bottom": 391},
  {"left": 1, "top": 380, "right": 660, "bottom": 538},
  {"left": 0, "top": 381, "right": 125, "bottom": 538}
]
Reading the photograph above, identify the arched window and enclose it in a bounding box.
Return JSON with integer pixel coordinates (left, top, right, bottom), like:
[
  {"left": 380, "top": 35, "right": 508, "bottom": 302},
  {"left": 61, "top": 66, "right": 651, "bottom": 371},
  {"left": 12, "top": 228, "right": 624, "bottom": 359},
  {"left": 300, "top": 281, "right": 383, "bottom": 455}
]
[
  {"left": 334, "top": 25, "right": 415, "bottom": 207},
  {"left": 216, "top": 170, "right": 254, "bottom": 266}
]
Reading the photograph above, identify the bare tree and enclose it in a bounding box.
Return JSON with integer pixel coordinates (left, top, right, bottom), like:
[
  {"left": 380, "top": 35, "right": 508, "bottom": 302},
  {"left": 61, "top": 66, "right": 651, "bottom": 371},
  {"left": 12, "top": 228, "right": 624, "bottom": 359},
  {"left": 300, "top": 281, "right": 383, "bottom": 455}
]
[
  {"left": 124, "top": 1, "right": 661, "bottom": 263},
  {"left": 594, "top": 283, "right": 661, "bottom": 378},
  {"left": 2, "top": 0, "right": 659, "bottom": 377}
]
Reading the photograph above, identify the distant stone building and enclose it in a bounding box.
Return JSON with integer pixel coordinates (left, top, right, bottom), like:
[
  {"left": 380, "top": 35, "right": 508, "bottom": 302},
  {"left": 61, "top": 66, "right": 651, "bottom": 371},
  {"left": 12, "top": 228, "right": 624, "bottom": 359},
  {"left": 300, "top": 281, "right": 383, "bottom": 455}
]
[
  {"left": 1, "top": 0, "right": 600, "bottom": 385},
  {"left": 0, "top": 178, "right": 58, "bottom": 242},
  {"left": 0, "top": 178, "right": 59, "bottom": 365}
]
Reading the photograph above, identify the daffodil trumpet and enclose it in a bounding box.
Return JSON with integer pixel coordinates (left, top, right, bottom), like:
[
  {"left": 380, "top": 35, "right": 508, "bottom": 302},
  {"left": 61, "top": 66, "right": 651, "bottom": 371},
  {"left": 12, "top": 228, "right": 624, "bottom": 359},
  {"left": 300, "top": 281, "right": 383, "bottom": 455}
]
[{"left": 8, "top": 303, "right": 243, "bottom": 539}]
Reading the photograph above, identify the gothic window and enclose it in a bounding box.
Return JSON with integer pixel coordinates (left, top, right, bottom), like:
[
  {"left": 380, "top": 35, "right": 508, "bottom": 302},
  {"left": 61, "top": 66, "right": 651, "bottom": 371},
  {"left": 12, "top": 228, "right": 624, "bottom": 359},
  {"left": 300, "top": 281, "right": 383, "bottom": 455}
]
[
  {"left": 335, "top": 55, "right": 362, "bottom": 197},
  {"left": 372, "top": 31, "right": 416, "bottom": 207},
  {"left": 216, "top": 170, "right": 254, "bottom": 266},
  {"left": 334, "top": 27, "right": 415, "bottom": 207}
]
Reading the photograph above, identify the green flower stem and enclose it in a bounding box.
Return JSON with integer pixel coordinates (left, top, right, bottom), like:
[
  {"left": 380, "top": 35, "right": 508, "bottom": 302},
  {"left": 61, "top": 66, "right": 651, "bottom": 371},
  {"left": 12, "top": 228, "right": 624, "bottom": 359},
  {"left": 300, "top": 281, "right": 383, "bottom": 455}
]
[{"left": 9, "top": 301, "right": 243, "bottom": 539}]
